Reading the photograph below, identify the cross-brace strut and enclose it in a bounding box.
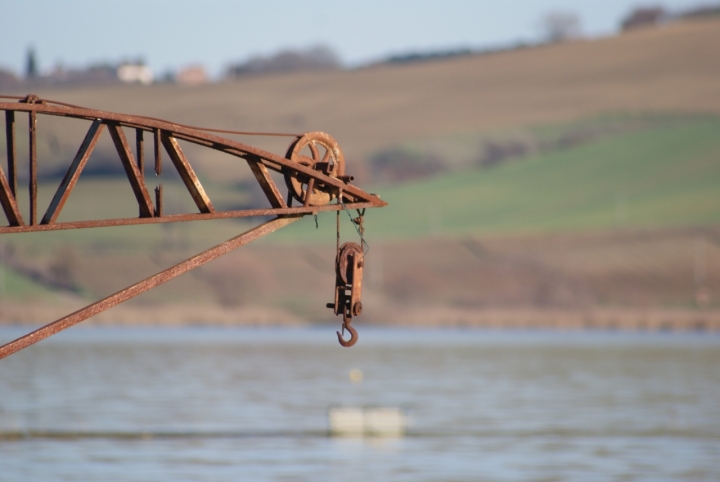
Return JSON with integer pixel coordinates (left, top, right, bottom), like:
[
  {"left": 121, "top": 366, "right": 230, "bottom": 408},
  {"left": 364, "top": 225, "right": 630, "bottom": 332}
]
[{"left": 0, "top": 95, "right": 386, "bottom": 358}]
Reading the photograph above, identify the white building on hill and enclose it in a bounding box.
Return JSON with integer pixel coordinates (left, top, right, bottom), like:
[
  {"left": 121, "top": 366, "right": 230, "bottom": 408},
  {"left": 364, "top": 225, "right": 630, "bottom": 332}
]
[{"left": 117, "top": 63, "right": 154, "bottom": 85}]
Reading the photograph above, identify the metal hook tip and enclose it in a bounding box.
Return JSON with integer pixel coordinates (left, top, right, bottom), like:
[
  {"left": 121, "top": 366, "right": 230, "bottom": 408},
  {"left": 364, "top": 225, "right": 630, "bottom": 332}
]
[{"left": 336, "top": 324, "right": 358, "bottom": 348}]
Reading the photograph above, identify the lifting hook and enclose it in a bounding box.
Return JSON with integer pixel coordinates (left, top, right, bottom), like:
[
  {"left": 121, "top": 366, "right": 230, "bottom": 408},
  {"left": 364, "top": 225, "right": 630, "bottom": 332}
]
[
  {"left": 336, "top": 321, "right": 358, "bottom": 348},
  {"left": 327, "top": 241, "right": 364, "bottom": 347}
]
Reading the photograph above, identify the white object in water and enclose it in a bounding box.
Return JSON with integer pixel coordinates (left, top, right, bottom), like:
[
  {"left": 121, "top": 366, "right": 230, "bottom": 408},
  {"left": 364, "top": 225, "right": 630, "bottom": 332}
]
[{"left": 328, "top": 406, "right": 407, "bottom": 437}]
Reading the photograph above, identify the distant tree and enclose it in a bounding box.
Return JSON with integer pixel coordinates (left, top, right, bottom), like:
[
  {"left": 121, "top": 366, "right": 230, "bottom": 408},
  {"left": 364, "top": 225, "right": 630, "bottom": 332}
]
[
  {"left": 387, "top": 48, "right": 473, "bottom": 65},
  {"left": 678, "top": 5, "right": 720, "bottom": 20},
  {"left": 25, "top": 47, "right": 38, "bottom": 79},
  {"left": 226, "top": 45, "right": 340, "bottom": 78},
  {"left": 368, "top": 148, "right": 446, "bottom": 183},
  {"left": 621, "top": 7, "right": 667, "bottom": 31},
  {"left": 542, "top": 12, "right": 582, "bottom": 42}
]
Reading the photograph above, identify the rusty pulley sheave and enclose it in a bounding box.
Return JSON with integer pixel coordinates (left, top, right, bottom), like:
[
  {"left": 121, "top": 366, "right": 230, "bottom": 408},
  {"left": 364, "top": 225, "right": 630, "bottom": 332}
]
[
  {"left": 328, "top": 239, "right": 365, "bottom": 347},
  {"left": 337, "top": 242, "right": 364, "bottom": 317},
  {"left": 282, "top": 132, "right": 369, "bottom": 347},
  {"left": 284, "top": 132, "right": 346, "bottom": 206}
]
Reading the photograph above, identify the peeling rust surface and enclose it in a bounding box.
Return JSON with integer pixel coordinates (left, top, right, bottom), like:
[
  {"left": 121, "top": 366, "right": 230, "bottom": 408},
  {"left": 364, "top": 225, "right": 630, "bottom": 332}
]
[
  {"left": 0, "top": 217, "right": 300, "bottom": 359},
  {"left": 0, "top": 96, "right": 386, "bottom": 226},
  {"left": 0, "top": 95, "right": 387, "bottom": 356}
]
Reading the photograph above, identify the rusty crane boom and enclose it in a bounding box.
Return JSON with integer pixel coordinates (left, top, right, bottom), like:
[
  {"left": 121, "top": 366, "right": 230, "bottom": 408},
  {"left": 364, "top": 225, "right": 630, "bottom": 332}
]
[{"left": 0, "top": 94, "right": 386, "bottom": 359}]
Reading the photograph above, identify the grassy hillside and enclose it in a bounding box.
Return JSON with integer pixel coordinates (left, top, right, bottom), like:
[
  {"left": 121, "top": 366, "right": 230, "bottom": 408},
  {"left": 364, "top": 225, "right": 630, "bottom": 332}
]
[
  {"left": 374, "top": 117, "right": 720, "bottom": 236},
  {"left": 275, "top": 116, "right": 720, "bottom": 241},
  {"left": 1, "top": 18, "right": 719, "bottom": 182},
  {"left": 1, "top": 20, "right": 720, "bottom": 321},
  {"left": 2, "top": 114, "right": 718, "bottom": 249},
  {"left": 0, "top": 264, "right": 58, "bottom": 300}
]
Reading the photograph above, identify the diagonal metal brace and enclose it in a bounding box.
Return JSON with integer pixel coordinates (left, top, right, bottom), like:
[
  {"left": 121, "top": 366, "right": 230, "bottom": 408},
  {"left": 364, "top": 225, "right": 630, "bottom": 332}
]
[{"left": 0, "top": 216, "right": 300, "bottom": 359}]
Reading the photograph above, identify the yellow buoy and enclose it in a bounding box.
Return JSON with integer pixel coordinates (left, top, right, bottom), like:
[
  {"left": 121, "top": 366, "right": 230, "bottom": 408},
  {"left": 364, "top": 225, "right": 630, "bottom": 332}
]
[{"left": 349, "top": 368, "right": 363, "bottom": 382}]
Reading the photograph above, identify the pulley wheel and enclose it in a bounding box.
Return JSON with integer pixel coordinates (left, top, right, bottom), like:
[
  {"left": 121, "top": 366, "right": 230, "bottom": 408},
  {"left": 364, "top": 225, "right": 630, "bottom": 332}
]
[
  {"left": 337, "top": 242, "right": 363, "bottom": 285},
  {"left": 284, "top": 131, "right": 345, "bottom": 206}
]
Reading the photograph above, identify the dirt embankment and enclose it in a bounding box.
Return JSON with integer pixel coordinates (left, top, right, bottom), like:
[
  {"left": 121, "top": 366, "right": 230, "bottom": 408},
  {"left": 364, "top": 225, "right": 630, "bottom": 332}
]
[
  {"left": 6, "top": 18, "right": 720, "bottom": 183},
  {"left": 3, "top": 226, "right": 720, "bottom": 330}
]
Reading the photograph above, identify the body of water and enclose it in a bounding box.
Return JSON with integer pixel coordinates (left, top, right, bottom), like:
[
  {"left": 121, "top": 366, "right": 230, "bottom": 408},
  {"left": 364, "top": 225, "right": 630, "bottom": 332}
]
[{"left": 1, "top": 326, "right": 719, "bottom": 481}]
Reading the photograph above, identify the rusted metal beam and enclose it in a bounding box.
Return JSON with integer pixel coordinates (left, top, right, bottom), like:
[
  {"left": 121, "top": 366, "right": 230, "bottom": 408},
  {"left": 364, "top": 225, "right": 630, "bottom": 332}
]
[
  {"left": 136, "top": 128, "right": 144, "bottom": 178},
  {"left": 41, "top": 120, "right": 104, "bottom": 225},
  {"left": 0, "top": 216, "right": 300, "bottom": 360},
  {"left": 0, "top": 97, "right": 386, "bottom": 234},
  {"left": 0, "top": 201, "right": 377, "bottom": 234},
  {"left": 0, "top": 101, "right": 383, "bottom": 206},
  {"left": 136, "top": 128, "right": 145, "bottom": 218},
  {"left": 154, "top": 128, "right": 162, "bottom": 176},
  {"left": 107, "top": 123, "right": 155, "bottom": 218},
  {"left": 161, "top": 133, "right": 215, "bottom": 214},
  {"left": 0, "top": 161, "right": 23, "bottom": 226},
  {"left": 29, "top": 111, "right": 37, "bottom": 225},
  {"left": 0, "top": 96, "right": 387, "bottom": 354},
  {"left": 5, "top": 110, "right": 17, "bottom": 196},
  {"left": 246, "top": 154, "right": 287, "bottom": 209},
  {"left": 154, "top": 184, "right": 163, "bottom": 217},
  {"left": 153, "top": 129, "right": 162, "bottom": 215}
]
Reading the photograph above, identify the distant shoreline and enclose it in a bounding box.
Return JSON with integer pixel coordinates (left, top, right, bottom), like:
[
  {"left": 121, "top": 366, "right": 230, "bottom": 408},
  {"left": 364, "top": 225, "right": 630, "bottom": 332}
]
[{"left": 2, "top": 303, "right": 718, "bottom": 331}]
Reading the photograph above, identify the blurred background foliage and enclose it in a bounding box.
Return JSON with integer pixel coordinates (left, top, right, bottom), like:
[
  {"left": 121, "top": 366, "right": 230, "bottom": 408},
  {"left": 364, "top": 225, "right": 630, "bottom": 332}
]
[{"left": 1, "top": 11, "right": 720, "bottom": 326}]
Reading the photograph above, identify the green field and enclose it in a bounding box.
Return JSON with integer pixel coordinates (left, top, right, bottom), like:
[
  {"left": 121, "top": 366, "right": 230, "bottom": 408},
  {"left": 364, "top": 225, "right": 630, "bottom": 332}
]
[
  {"left": 274, "top": 116, "right": 720, "bottom": 242},
  {"left": 1, "top": 115, "right": 719, "bottom": 312},
  {"left": 3, "top": 20, "right": 720, "bottom": 318},
  {"left": 4, "top": 115, "right": 719, "bottom": 249},
  {"left": 0, "top": 264, "right": 59, "bottom": 300}
]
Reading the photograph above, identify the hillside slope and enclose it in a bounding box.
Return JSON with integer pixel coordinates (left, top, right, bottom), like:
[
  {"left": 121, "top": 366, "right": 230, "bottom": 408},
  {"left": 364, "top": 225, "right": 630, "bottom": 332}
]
[
  {"left": 274, "top": 116, "right": 720, "bottom": 240},
  {"left": 3, "top": 18, "right": 719, "bottom": 169},
  {"left": 2, "top": 20, "right": 720, "bottom": 322}
]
